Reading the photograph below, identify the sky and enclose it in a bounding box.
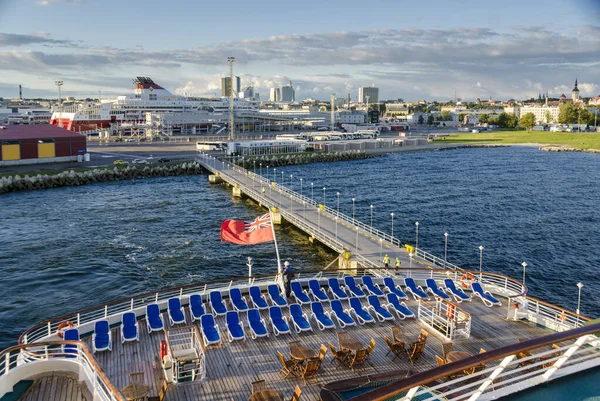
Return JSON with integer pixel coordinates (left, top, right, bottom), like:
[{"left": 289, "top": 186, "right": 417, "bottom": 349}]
[{"left": 0, "top": 0, "right": 599, "bottom": 101}]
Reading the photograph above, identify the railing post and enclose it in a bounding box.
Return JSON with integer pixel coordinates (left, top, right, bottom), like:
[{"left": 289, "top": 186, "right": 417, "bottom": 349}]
[
  {"left": 130, "top": 298, "right": 134, "bottom": 310},
  {"left": 47, "top": 321, "right": 52, "bottom": 337},
  {"left": 179, "top": 288, "right": 183, "bottom": 298},
  {"left": 105, "top": 305, "right": 108, "bottom": 318},
  {"left": 77, "top": 313, "right": 80, "bottom": 327},
  {"left": 543, "top": 336, "right": 589, "bottom": 380},
  {"left": 467, "top": 355, "right": 516, "bottom": 401}
]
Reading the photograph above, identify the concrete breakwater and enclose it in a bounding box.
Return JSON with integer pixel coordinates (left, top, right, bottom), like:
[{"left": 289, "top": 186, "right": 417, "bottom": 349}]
[
  {"left": 539, "top": 145, "right": 600, "bottom": 154},
  {"left": 0, "top": 162, "right": 205, "bottom": 193},
  {"left": 236, "top": 150, "right": 372, "bottom": 167}
]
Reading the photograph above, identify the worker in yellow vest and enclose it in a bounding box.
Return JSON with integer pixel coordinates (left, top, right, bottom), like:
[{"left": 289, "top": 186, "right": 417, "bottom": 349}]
[
  {"left": 383, "top": 254, "right": 390, "bottom": 268},
  {"left": 395, "top": 257, "right": 401, "bottom": 268}
]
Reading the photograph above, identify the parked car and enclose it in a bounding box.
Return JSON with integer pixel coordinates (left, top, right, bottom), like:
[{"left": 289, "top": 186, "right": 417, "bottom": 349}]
[
  {"left": 157, "top": 157, "right": 171, "bottom": 163},
  {"left": 132, "top": 159, "right": 148, "bottom": 164},
  {"left": 113, "top": 160, "right": 129, "bottom": 166}
]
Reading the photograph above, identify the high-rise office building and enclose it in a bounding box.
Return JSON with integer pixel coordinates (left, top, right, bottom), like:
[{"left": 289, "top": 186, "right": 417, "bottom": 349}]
[
  {"left": 280, "top": 81, "right": 295, "bottom": 102},
  {"left": 269, "top": 87, "right": 281, "bottom": 102},
  {"left": 358, "top": 87, "right": 379, "bottom": 103},
  {"left": 221, "top": 76, "right": 241, "bottom": 97}
]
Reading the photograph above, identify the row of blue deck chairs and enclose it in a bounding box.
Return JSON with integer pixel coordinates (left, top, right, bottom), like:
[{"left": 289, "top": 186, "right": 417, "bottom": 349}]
[{"left": 78, "top": 276, "right": 500, "bottom": 353}]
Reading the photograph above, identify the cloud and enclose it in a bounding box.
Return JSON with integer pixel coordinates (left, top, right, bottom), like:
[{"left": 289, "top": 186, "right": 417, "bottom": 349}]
[
  {"left": 1, "top": 24, "right": 599, "bottom": 100},
  {"left": 36, "top": 0, "right": 81, "bottom": 6}
]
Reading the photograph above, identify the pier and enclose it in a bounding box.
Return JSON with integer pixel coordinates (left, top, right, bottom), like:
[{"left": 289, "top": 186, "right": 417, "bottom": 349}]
[{"left": 198, "top": 153, "right": 461, "bottom": 272}]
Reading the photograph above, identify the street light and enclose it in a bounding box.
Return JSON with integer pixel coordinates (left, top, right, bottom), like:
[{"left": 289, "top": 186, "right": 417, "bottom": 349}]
[
  {"left": 352, "top": 198, "right": 356, "bottom": 220},
  {"left": 479, "top": 245, "right": 484, "bottom": 279},
  {"left": 336, "top": 192, "right": 340, "bottom": 213},
  {"left": 444, "top": 232, "right": 449, "bottom": 268},
  {"left": 370, "top": 205, "right": 374, "bottom": 233},
  {"left": 335, "top": 217, "right": 339, "bottom": 243},
  {"left": 311, "top": 182, "right": 314, "bottom": 200},
  {"left": 323, "top": 187, "right": 326, "bottom": 205},
  {"left": 379, "top": 238, "right": 383, "bottom": 261},
  {"left": 318, "top": 208, "right": 321, "bottom": 231},
  {"left": 259, "top": 163, "right": 262, "bottom": 177},
  {"left": 415, "top": 222, "right": 419, "bottom": 251},
  {"left": 281, "top": 171, "right": 284, "bottom": 186},
  {"left": 355, "top": 226, "right": 359, "bottom": 255},
  {"left": 391, "top": 212, "right": 395, "bottom": 239},
  {"left": 299, "top": 178, "right": 303, "bottom": 196},
  {"left": 576, "top": 282, "right": 584, "bottom": 315},
  {"left": 273, "top": 168, "right": 276, "bottom": 184},
  {"left": 290, "top": 174, "right": 293, "bottom": 191},
  {"left": 521, "top": 262, "right": 527, "bottom": 287}
]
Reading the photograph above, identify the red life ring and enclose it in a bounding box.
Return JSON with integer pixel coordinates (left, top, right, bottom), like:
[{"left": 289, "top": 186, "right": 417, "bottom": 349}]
[
  {"left": 57, "top": 321, "right": 74, "bottom": 339},
  {"left": 160, "top": 340, "right": 167, "bottom": 360},
  {"left": 446, "top": 304, "right": 456, "bottom": 320},
  {"left": 460, "top": 273, "right": 475, "bottom": 289}
]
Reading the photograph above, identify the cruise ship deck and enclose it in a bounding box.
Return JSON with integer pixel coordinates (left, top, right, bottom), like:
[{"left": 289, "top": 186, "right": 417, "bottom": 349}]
[{"left": 87, "top": 292, "right": 551, "bottom": 401}]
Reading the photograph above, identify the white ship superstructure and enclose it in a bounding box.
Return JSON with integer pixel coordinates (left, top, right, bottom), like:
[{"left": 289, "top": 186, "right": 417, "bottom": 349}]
[{"left": 50, "top": 77, "right": 259, "bottom": 132}]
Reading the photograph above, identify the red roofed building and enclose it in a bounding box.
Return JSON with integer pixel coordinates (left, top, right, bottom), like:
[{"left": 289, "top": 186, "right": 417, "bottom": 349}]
[{"left": 0, "top": 124, "right": 86, "bottom": 166}]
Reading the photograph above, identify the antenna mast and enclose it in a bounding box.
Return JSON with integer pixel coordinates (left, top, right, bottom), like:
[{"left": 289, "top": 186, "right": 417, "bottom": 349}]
[{"left": 228, "top": 56, "right": 235, "bottom": 141}]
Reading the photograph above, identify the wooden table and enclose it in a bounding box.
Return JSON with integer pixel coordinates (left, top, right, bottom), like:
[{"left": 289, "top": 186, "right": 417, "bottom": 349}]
[
  {"left": 290, "top": 346, "right": 316, "bottom": 361},
  {"left": 248, "top": 389, "right": 284, "bottom": 401},
  {"left": 445, "top": 351, "right": 472, "bottom": 363},
  {"left": 393, "top": 335, "right": 413, "bottom": 346},
  {"left": 339, "top": 338, "right": 364, "bottom": 351},
  {"left": 121, "top": 383, "right": 150, "bottom": 401}
]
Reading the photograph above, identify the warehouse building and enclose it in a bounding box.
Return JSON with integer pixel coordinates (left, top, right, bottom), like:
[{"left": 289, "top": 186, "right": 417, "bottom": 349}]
[{"left": 0, "top": 124, "right": 86, "bottom": 166}]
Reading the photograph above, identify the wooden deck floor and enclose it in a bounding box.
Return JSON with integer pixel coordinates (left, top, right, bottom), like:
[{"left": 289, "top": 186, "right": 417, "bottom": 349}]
[
  {"left": 20, "top": 373, "right": 90, "bottom": 401},
  {"left": 82, "top": 295, "right": 554, "bottom": 401}
]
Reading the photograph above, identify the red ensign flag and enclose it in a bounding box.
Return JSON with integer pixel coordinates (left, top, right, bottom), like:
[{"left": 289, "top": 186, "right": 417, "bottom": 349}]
[{"left": 220, "top": 213, "right": 275, "bottom": 245}]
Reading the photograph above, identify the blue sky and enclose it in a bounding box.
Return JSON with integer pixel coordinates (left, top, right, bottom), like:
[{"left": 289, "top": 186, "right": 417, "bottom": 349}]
[{"left": 0, "top": 0, "right": 599, "bottom": 101}]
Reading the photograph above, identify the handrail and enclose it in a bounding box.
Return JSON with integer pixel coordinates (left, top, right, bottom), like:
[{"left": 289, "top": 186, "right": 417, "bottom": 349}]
[
  {"left": 19, "top": 266, "right": 586, "bottom": 346},
  {"left": 348, "top": 322, "right": 600, "bottom": 401},
  {"left": 0, "top": 341, "right": 125, "bottom": 401}
]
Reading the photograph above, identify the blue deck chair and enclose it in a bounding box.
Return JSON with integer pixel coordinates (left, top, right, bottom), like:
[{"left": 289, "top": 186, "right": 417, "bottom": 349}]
[
  {"left": 209, "top": 291, "right": 228, "bottom": 316},
  {"left": 331, "top": 300, "right": 356, "bottom": 328},
  {"left": 200, "top": 314, "right": 221, "bottom": 346},
  {"left": 249, "top": 286, "right": 269, "bottom": 310},
  {"left": 268, "top": 306, "right": 291, "bottom": 336},
  {"left": 290, "top": 303, "right": 312, "bottom": 333},
  {"left": 310, "top": 302, "right": 335, "bottom": 330},
  {"left": 328, "top": 278, "right": 349, "bottom": 300},
  {"left": 247, "top": 309, "right": 268, "bottom": 339},
  {"left": 383, "top": 277, "right": 408, "bottom": 300},
  {"left": 308, "top": 279, "right": 329, "bottom": 302},
  {"left": 189, "top": 294, "right": 206, "bottom": 322},
  {"left": 291, "top": 282, "right": 311, "bottom": 305},
  {"left": 404, "top": 278, "right": 429, "bottom": 300},
  {"left": 425, "top": 278, "right": 451, "bottom": 301},
  {"left": 472, "top": 282, "right": 502, "bottom": 307},
  {"left": 386, "top": 293, "right": 415, "bottom": 320},
  {"left": 121, "top": 311, "right": 139, "bottom": 343},
  {"left": 267, "top": 284, "right": 287, "bottom": 307},
  {"left": 93, "top": 320, "right": 112, "bottom": 353},
  {"left": 146, "top": 303, "right": 164, "bottom": 333},
  {"left": 226, "top": 311, "right": 246, "bottom": 342},
  {"left": 362, "top": 276, "right": 385, "bottom": 297},
  {"left": 168, "top": 298, "right": 186, "bottom": 326},
  {"left": 443, "top": 279, "right": 471, "bottom": 303},
  {"left": 62, "top": 328, "right": 79, "bottom": 356},
  {"left": 367, "top": 295, "right": 394, "bottom": 322},
  {"left": 230, "top": 288, "right": 249, "bottom": 312},
  {"left": 349, "top": 297, "right": 375, "bottom": 325},
  {"left": 344, "top": 276, "right": 366, "bottom": 298}
]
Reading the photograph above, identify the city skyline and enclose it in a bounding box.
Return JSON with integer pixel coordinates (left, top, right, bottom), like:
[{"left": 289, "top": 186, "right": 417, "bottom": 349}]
[{"left": 0, "top": 0, "right": 599, "bottom": 101}]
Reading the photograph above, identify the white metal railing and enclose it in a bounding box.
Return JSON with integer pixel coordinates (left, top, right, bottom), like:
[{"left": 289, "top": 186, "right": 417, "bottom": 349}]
[
  {"left": 417, "top": 299, "right": 471, "bottom": 341},
  {"left": 0, "top": 342, "right": 124, "bottom": 401},
  {"left": 385, "top": 331, "right": 600, "bottom": 401},
  {"left": 415, "top": 248, "right": 462, "bottom": 270}
]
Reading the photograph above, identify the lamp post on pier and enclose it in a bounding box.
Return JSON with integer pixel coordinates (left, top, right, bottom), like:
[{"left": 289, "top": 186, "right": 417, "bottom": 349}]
[
  {"left": 335, "top": 217, "right": 339, "bottom": 243},
  {"left": 355, "top": 226, "right": 359, "bottom": 255},
  {"left": 390, "top": 213, "right": 395, "bottom": 239},
  {"left": 370, "top": 205, "right": 374, "bottom": 234},
  {"left": 259, "top": 163, "right": 262, "bottom": 177},
  {"left": 273, "top": 168, "right": 276, "bottom": 184},
  {"left": 290, "top": 174, "right": 293, "bottom": 190},
  {"left": 576, "top": 282, "right": 584, "bottom": 319},
  {"left": 336, "top": 192, "right": 340, "bottom": 213},
  {"left": 521, "top": 262, "right": 527, "bottom": 287},
  {"left": 479, "top": 245, "right": 484, "bottom": 279},
  {"left": 352, "top": 198, "right": 356, "bottom": 220},
  {"left": 415, "top": 222, "right": 419, "bottom": 251},
  {"left": 266, "top": 166, "right": 269, "bottom": 185},
  {"left": 318, "top": 208, "right": 321, "bottom": 231},
  {"left": 311, "top": 182, "right": 314, "bottom": 200},
  {"left": 379, "top": 238, "right": 383, "bottom": 262},
  {"left": 323, "top": 187, "right": 326, "bottom": 205},
  {"left": 444, "top": 232, "right": 449, "bottom": 269},
  {"left": 281, "top": 171, "right": 284, "bottom": 186},
  {"left": 299, "top": 178, "right": 303, "bottom": 196}
]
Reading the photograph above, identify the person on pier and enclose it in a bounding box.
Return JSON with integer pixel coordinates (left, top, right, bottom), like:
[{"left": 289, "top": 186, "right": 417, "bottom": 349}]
[
  {"left": 383, "top": 254, "right": 390, "bottom": 268},
  {"left": 395, "top": 257, "right": 401, "bottom": 268}
]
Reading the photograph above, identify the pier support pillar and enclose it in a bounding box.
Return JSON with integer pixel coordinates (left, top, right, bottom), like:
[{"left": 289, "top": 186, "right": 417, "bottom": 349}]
[
  {"left": 232, "top": 184, "right": 243, "bottom": 198},
  {"left": 209, "top": 174, "right": 223, "bottom": 184}
]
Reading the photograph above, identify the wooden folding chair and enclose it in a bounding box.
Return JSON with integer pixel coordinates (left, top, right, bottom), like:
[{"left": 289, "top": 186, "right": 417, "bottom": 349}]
[
  {"left": 391, "top": 327, "right": 402, "bottom": 343},
  {"left": 407, "top": 340, "right": 426, "bottom": 364},
  {"left": 383, "top": 336, "right": 404, "bottom": 360},
  {"left": 288, "top": 341, "right": 301, "bottom": 349},
  {"left": 300, "top": 358, "right": 321, "bottom": 384},
  {"left": 418, "top": 329, "right": 429, "bottom": 342},
  {"left": 479, "top": 348, "right": 486, "bottom": 354},
  {"left": 317, "top": 344, "right": 327, "bottom": 364},
  {"left": 436, "top": 355, "right": 446, "bottom": 367},
  {"left": 347, "top": 348, "right": 368, "bottom": 372},
  {"left": 289, "top": 384, "right": 302, "bottom": 401},
  {"left": 337, "top": 331, "right": 349, "bottom": 347},
  {"left": 327, "top": 342, "right": 348, "bottom": 367},
  {"left": 251, "top": 380, "right": 266, "bottom": 393},
  {"left": 129, "top": 372, "right": 145, "bottom": 385},
  {"left": 442, "top": 343, "right": 453, "bottom": 359},
  {"left": 277, "top": 351, "right": 297, "bottom": 378}
]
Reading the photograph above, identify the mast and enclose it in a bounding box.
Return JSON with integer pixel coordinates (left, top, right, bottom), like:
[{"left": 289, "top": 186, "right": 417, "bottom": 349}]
[{"left": 269, "top": 209, "right": 282, "bottom": 274}]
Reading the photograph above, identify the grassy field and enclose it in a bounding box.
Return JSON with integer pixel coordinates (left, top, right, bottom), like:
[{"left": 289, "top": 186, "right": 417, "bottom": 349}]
[{"left": 435, "top": 131, "right": 600, "bottom": 150}]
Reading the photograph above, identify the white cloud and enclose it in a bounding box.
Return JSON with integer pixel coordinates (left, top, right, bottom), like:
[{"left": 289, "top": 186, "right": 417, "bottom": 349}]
[{"left": 36, "top": 0, "right": 81, "bottom": 6}]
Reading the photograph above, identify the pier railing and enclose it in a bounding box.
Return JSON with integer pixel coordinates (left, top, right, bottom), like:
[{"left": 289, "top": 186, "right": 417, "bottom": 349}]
[
  {"left": 0, "top": 341, "right": 125, "bottom": 401},
  {"left": 345, "top": 322, "right": 600, "bottom": 401},
  {"left": 18, "top": 267, "right": 589, "bottom": 347}
]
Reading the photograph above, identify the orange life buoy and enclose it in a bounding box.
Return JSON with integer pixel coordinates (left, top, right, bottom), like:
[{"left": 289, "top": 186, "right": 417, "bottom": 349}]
[
  {"left": 460, "top": 273, "right": 476, "bottom": 289},
  {"left": 57, "top": 321, "right": 74, "bottom": 339},
  {"left": 160, "top": 340, "right": 167, "bottom": 360}
]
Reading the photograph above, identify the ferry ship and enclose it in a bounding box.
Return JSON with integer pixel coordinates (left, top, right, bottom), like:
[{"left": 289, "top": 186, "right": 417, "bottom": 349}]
[
  {"left": 1, "top": 158, "right": 599, "bottom": 401},
  {"left": 49, "top": 77, "right": 260, "bottom": 132}
]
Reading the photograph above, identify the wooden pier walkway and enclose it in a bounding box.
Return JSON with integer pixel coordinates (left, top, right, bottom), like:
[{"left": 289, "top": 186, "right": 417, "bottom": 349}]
[{"left": 197, "top": 154, "right": 456, "bottom": 272}]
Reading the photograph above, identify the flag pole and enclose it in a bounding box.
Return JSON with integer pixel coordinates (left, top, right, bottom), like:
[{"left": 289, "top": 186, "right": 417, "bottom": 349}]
[{"left": 269, "top": 209, "right": 283, "bottom": 275}]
